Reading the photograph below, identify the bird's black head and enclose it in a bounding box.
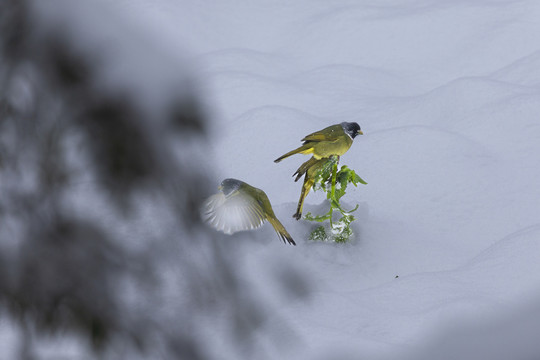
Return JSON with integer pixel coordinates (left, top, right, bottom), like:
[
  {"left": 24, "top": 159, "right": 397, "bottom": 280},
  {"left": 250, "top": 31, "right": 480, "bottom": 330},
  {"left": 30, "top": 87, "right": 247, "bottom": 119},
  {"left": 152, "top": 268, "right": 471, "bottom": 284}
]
[
  {"left": 220, "top": 178, "right": 242, "bottom": 196},
  {"left": 341, "top": 122, "right": 363, "bottom": 139}
]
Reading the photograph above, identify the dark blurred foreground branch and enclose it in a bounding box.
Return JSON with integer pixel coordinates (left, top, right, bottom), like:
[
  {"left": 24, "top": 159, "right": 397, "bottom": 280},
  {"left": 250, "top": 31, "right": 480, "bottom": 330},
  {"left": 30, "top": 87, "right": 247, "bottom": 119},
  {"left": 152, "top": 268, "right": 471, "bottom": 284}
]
[{"left": 0, "top": 0, "right": 299, "bottom": 358}]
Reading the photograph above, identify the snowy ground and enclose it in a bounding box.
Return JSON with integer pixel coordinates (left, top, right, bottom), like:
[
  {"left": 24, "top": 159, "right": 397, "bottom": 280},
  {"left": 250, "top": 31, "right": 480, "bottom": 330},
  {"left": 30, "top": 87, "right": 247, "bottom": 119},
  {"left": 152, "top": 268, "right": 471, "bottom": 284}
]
[
  {"left": 15, "top": 0, "right": 540, "bottom": 358},
  {"left": 125, "top": 0, "right": 540, "bottom": 358}
]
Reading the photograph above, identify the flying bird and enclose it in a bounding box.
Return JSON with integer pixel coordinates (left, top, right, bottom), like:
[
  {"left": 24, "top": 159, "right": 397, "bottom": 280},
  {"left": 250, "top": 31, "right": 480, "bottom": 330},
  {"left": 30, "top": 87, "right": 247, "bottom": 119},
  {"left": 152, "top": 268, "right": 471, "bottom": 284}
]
[
  {"left": 274, "top": 122, "right": 362, "bottom": 163},
  {"left": 202, "top": 178, "right": 296, "bottom": 245}
]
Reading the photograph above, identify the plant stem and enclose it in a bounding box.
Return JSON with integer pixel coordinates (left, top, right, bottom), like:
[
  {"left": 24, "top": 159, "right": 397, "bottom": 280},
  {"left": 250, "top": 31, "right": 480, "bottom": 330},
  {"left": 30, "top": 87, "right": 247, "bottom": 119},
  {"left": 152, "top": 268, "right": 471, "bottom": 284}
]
[
  {"left": 329, "top": 162, "right": 338, "bottom": 227},
  {"left": 330, "top": 162, "right": 337, "bottom": 200}
]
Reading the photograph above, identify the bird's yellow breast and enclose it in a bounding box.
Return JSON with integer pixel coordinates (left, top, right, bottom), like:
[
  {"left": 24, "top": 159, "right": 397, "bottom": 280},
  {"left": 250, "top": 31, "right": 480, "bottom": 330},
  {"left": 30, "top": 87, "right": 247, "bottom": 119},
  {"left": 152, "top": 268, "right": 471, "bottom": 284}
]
[{"left": 311, "top": 135, "right": 353, "bottom": 158}]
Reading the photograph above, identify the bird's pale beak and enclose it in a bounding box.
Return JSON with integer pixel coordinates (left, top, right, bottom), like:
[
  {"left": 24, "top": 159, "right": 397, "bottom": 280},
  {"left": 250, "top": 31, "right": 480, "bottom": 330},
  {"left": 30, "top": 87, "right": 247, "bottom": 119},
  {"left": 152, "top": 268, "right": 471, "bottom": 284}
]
[
  {"left": 358, "top": 130, "right": 364, "bottom": 135},
  {"left": 218, "top": 185, "right": 223, "bottom": 191}
]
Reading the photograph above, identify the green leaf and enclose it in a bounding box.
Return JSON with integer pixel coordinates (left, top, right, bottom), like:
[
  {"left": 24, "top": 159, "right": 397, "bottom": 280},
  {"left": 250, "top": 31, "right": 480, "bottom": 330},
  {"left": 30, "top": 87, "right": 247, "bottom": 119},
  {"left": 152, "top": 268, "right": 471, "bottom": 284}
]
[
  {"left": 350, "top": 170, "right": 367, "bottom": 186},
  {"left": 341, "top": 203, "right": 359, "bottom": 214},
  {"left": 304, "top": 211, "right": 331, "bottom": 222},
  {"left": 309, "top": 226, "right": 328, "bottom": 241},
  {"left": 311, "top": 156, "right": 338, "bottom": 193},
  {"left": 305, "top": 158, "right": 367, "bottom": 243}
]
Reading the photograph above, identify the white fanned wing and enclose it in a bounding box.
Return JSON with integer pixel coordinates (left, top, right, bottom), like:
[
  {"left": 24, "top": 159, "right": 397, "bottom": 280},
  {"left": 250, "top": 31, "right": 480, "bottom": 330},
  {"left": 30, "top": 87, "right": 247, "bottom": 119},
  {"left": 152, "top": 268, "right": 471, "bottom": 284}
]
[{"left": 201, "top": 191, "right": 266, "bottom": 235}]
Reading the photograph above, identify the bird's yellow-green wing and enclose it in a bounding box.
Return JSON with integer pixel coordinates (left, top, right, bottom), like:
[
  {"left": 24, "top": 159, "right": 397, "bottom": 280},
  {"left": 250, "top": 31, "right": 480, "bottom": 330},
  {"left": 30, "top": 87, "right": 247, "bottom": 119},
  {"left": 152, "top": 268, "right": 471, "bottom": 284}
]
[
  {"left": 301, "top": 124, "right": 343, "bottom": 143},
  {"left": 202, "top": 190, "right": 266, "bottom": 235}
]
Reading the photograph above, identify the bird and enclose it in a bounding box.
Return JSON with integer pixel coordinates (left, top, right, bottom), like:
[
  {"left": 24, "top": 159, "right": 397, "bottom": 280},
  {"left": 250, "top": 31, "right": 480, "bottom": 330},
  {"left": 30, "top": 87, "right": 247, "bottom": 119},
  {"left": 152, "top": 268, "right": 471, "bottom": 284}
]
[
  {"left": 291, "top": 156, "right": 330, "bottom": 220},
  {"left": 274, "top": 122, "right": 363, "bottom": 163},
  {"left": 202, "top": 178, "right": 296, "bottom": 245}
]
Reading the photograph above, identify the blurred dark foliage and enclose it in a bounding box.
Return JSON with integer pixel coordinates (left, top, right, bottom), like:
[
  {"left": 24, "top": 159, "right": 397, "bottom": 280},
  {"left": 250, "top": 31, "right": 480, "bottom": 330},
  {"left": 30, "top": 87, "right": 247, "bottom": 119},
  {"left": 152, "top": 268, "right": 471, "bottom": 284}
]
[{"left": 0, "top": 0, "right": 286, "bottom": 358}]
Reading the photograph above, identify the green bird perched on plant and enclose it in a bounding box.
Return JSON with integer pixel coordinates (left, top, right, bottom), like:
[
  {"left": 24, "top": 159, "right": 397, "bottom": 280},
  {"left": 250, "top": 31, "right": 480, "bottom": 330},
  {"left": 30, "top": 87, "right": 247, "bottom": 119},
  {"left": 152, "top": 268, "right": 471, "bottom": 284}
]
[
  {"left": 202, "top": 178, "right": 296, "bottom": 245},
  {"left": 291, "top": 156, "right": 329, "bottom": 220},
  {"left": 274, "top": 122, "right": 363, "bottom": 163},
  {"left": 275, "top": 122, "right": 363, "bottom": 220}
]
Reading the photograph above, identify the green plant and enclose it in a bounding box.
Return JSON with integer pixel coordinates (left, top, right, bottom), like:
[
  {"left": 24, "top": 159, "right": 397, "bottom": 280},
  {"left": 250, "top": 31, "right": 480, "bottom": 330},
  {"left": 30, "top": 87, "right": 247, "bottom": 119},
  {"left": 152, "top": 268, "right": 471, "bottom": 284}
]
[{"left": 304, "top": 156, "right": 367, "bottom": 243}]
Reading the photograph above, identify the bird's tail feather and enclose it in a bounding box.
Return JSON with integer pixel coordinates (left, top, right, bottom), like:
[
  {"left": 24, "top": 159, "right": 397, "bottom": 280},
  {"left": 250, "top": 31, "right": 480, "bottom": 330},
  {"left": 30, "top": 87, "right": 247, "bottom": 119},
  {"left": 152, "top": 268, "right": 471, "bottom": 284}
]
[
  {"left": 267, "top": 217, "right": 296, "bottom": 245},
  {"left": 293, "top": 177, "right": 315, "bottom": 220},
  {"left": 274, "top": 144, "right": 312, "bottom": 163},
  {"left": 293, "top": 156, "right": 319, "bottom": 182}
]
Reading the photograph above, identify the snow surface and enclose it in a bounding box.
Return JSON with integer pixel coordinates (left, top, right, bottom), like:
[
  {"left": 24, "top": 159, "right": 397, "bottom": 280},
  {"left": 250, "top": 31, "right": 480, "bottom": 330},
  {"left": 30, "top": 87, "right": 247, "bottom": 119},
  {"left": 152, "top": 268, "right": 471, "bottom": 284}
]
[
  {"left": 161, "top": 1, "right": 538, "bottom": 358},
  {"left": 123, "top": 0, "right": 540, "bottom": 358},
  {"left": 17, "top": 0, "right": 540, "bottom": 358}
]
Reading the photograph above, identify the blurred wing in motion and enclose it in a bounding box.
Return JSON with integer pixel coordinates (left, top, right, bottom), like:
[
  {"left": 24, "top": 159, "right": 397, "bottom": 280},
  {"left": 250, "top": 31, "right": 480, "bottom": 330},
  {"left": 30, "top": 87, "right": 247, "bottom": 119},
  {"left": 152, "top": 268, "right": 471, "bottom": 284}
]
[{"left": 202, "top": 191, "right": 266, "bottom": 235}]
